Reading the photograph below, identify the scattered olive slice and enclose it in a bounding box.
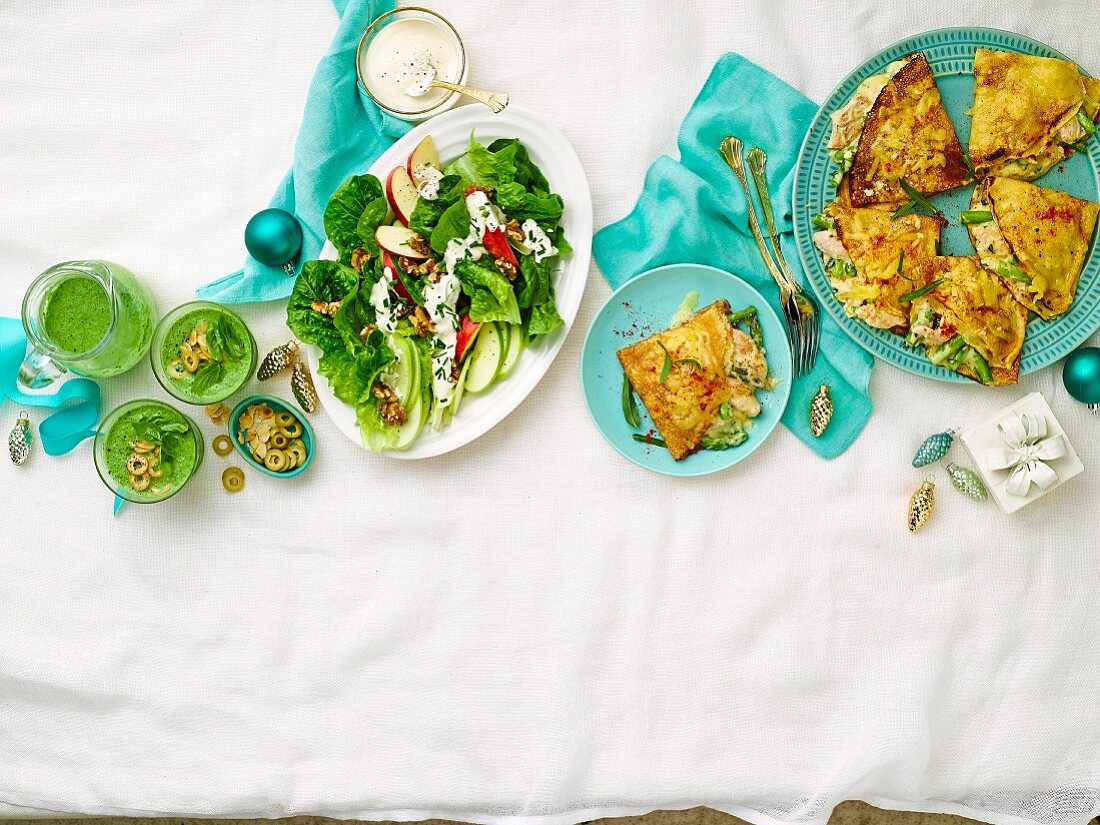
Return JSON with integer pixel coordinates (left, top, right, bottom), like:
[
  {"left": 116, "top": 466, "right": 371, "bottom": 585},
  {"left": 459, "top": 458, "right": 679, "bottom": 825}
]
[
  {"left": 127, "top": 454, "right": 149, "bottom": 475},
  {"left": 168, "top": 360, "right": 187, "bottom": 379},
  {"left": 264, "top": 450, "right": 288, "bottom": 472},
  {"left": 282, "top": 422, "right": 303, "bottom": 439},
  {"left": 222, "top": 466, "right": 245, "bottom": 493},
  {"left": 275, "top": 411, "right": 295, "bottom": 428},
  {"left": 129, "top": 473, "right": 150, "bottom": 492},
  {"left": 271, "top": 431, "right": 289, "bottom": 449},
  {"left": 212, "top": 435, "right": 234, "bottom": 456}
]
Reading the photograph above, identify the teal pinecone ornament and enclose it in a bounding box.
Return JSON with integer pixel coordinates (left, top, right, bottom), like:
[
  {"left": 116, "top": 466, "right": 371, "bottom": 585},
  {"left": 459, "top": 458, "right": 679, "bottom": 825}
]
[
  {"left": 946, "top": 462, "right": 988, "bottom": 501},
  {"left": 912, "top": 429, "right": 955, "bottom": 467}
]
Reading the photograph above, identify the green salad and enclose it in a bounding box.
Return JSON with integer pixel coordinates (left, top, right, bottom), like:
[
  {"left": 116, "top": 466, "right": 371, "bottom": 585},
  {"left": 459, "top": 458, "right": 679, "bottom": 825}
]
[{"left": 287, "top": 133, "right": 570, "bottom": 452}]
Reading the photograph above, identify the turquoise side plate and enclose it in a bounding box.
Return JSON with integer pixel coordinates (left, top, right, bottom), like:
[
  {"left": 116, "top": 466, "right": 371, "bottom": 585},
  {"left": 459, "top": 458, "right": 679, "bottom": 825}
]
[
  {"left": 580, "top": 264, "right": 792, "bottom": 477},
  {"left": 793, "top": 27, "right": 1100, "bottom": 383},
  {"left": 229, "top": 394, "right": 315, "bottom": 478}
]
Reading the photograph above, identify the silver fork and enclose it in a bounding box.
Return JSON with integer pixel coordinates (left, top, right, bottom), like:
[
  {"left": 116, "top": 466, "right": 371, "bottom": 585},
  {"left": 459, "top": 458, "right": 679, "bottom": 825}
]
[
  {"left": 718, "top": 137, "right": 802, "bottom": 370},
  {"left": 718, "top": 136, "right": 820, "bottom": 376},
  {"left": 745, "top": 146, "right": 820, "bottom": 375}
]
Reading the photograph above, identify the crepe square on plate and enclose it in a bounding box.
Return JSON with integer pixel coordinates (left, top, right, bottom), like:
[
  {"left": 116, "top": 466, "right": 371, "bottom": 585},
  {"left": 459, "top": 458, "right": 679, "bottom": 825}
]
[
  {"left": 905, "top": 256, "right": 1029, "bottom": 386},
  {"left": 617, "top": 300, "right": 770, "bottom": 460},
  {"left": 969, "top": 48, "right": 1100, "bottom": 180},
  {"left": 831, "top": 52, "right": 969, "bottom": 207},
  {"left": 968, "top": 177, "right": 1099, "bottom": 320},
  {"left": 812, "top": 203, "right": 945, "bottom": 332}
]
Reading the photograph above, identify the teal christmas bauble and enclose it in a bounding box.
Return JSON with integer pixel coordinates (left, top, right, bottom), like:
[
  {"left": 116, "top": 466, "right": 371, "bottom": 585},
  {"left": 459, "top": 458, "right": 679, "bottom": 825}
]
[
  {"left": 244, "top": 208, "right": 303, "bottom": 270},
  {"left": 1062, "top": 346, "right": 1100, "bottom": 408}
]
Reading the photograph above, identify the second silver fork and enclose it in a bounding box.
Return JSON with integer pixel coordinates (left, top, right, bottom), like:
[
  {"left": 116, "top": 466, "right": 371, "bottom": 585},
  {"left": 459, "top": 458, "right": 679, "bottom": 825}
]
[{"left": 719, "top": 136, "right": 820, "bottom": 376}]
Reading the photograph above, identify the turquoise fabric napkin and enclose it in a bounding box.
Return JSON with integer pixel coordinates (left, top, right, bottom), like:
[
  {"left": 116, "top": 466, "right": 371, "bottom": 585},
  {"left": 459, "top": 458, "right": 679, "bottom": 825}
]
[
  {"left": 197, "top": 0, "right": 412, "bottom": 304},
  {"left": 592, "top": 53, "right": 873, "bottom": 459}
]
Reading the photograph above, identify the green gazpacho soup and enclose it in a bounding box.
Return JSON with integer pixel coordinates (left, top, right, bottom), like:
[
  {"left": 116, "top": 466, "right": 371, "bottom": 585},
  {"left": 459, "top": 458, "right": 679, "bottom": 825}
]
[
  {"left": 42, "top": 275, "right": 112, "bottom": 353},
  {"left": 102, "top": 402, "right": 199, "bottom": 501},
  {"left": 160, "top": 306, "right": 254, "bottom": 403}
]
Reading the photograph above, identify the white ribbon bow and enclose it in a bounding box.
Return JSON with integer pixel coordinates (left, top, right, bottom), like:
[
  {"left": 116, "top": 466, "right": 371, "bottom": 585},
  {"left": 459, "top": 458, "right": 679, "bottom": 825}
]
[{"left": 985, "top": 412, "right": 1066, "bottom": 497}]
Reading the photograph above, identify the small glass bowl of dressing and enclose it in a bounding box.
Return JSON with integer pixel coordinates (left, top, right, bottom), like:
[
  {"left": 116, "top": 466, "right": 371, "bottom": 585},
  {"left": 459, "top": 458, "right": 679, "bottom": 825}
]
[{"left": 356, "top": 7, "right": 467, "bottom": 121}]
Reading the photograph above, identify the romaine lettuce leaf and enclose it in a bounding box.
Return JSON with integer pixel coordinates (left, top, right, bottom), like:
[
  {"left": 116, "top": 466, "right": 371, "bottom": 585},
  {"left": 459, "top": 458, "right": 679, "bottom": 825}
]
[
  {"left": 525, "top": 296, "right": 564, "bottom": 339},
  {"left": 495, "top": 182, "right": 564, "bottom": 222},
  {"left": 324, "top": 174, "right": 386, "bottom": 260},
  {"left": 317, "top": 327, "right": 394, "bottom": 408},
  {"left": 286, "top": 260, "right": 358, "bottom": 350},
  {"left": 431, "top": 199, "right": 471, "bottom": 253},
  {"left": 487, "top": 138, "right": 550, "bottom": 191},
  {"left": 453, "top": 259, "right": 521, "bottom": 325},
  {"left": 446, "top": 135, "right": 519, "bottom": 187},
  {"left": 408, "top": 175, "right": 469, "bottom": 237}
]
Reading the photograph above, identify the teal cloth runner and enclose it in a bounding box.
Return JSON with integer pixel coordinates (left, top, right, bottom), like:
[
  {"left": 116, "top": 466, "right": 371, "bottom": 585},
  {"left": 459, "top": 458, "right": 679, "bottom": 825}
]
[
  {"left": 0, "top": 317, "right": 102, "bottom": 456},
  {"left": 197, "top": 0, "right": 412, "bottom": 304},
  {"left": 592, "top": 54, "right": 873, "bottom": 459}
]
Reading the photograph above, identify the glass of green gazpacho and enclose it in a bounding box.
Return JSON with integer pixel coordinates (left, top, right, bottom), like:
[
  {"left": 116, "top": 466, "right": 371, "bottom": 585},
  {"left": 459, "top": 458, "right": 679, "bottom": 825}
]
[
  {"left": 151, "top": 301, "right": 257, "bottom": 405},
  {"left": 94, "top": 399, "right": 204, "bottom": 504},
  {"left": 19, "top": 260, "right": 156, "bottom": 388}
]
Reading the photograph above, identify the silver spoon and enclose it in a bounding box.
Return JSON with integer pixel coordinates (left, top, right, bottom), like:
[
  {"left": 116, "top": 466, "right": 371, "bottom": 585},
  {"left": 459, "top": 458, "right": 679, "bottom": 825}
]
[{"left": 405, "top": 63, "right": 509, "bottom": 114}]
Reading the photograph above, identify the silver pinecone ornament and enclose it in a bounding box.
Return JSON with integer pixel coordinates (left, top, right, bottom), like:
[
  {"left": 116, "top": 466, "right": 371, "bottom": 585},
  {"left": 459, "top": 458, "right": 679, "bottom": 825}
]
[
  {"left": 291, "top": 361, "right": 318, "bottom": 413},
  {"left": 257, "top": 340, "right": 298, "bottom": 380},
  {"left": 809, "top": 384, "right": 833, "bottom": 437},
  {"left": 8, "top": 412, "right": 31, "bottom": 466}
]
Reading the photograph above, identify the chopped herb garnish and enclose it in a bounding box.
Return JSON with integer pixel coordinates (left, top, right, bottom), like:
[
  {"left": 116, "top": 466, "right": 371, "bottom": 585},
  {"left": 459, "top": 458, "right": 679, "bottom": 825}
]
[
  {"left": 632, "top": 433, "right": 668, "bottom": 448},
  {"left": 657, "top": 341, "right": 671, "bottom": 384},
  {"left": 962, "top": 152, "right": 976, "bottom": 180},
  {"left": 899, "top": 278, "right": 944, "bottom": 303},
  {"left": 896, "top": 249, "right": 905, "bottom": 277},
  {"left": 812, "top": 213, "right": 834, "bottom": 230},
  {"left": 621, "top": 372, "right": 641, "bottom": 428},
  {"left": 675, "top": 358, "right": 702, "bottom": 372},
  {"left": 891, "top": 199, "right": 920, "bottom": 220},
  {"left": 898, "top": 178, "right": 938, "bottom": 215}
]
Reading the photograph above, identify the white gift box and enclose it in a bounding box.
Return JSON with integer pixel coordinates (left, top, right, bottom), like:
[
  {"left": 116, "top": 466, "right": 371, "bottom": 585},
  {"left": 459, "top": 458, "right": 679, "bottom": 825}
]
[{"left": 960, "top": 392, "right": 1084, "bottom": 514}]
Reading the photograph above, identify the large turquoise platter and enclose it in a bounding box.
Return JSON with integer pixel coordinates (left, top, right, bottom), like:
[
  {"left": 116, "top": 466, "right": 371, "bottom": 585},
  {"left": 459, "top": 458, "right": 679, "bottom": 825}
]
[{"left": 792, "top": 27, "right": 1100, "bottom": 383}]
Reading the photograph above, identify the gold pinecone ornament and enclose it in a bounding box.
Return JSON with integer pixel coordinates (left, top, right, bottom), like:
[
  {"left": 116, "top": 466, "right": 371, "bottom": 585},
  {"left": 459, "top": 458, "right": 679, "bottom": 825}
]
[
  {"left": 257, "top": 340, "right": 298, "bottom": 381},
  {"left": 908, "top": 476, "right": 936, "bottom": 533},
  {"left": 809, "top": 385, "right": 833, "bottom": 437},
  {"left": 291, "top": 361, "right": 318, "bottom": 413}
]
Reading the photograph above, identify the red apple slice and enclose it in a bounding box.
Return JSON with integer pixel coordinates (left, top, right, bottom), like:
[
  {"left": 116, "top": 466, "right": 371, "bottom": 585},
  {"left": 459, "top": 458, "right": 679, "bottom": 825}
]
[
  {"left": 455, "top": 313, "right": 481, "bottom": 362},
  {"left": 376, "top": 224, "right": 430, "bottom": 260},
  {"left": 382, "top": 251, "right": 413, "bottom": 302},
  {"left": 407, "top": 135, "right": 442, "bottom": 188},
  {"left": 385, "top": 165, "right": 420, "bottom": 226}
]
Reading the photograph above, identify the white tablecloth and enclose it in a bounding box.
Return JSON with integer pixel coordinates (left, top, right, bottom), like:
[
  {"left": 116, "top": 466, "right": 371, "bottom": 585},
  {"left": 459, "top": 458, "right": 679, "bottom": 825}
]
[{"left": 2, "top": 2, "right": 1099, "bottom": 824}]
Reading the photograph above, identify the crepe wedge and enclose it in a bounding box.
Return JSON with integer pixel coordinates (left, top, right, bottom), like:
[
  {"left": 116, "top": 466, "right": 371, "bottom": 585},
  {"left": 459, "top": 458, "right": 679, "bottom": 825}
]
[
  {"left": 812, "top": 204, "right": 945, "bottom": 333},
  {"left": 830, "top": 52, "right": 969, "bottom": 207},
  {"left": 617, "top": 300, "right": 769, "bottom": 460},
  {"left": 967, "top": 177, "right": 1098, "bottom": 320},
  {"left": 969, "top": 49, "right": 1100, "bottom": 180},
  {"left": 905, "top": 256, "right": 1029, "bottom": 386}
]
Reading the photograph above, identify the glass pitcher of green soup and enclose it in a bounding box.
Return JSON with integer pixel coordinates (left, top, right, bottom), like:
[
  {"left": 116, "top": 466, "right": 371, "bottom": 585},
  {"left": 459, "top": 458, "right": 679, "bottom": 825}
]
[{"left": 20, "top": 260, "right": 156, "bottom": 388}]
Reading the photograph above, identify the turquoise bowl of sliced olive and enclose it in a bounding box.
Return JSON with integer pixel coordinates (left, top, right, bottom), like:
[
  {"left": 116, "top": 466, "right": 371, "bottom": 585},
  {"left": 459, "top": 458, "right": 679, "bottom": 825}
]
[{"left": 229, "top": 394, "right": 315, "bottom": 478}]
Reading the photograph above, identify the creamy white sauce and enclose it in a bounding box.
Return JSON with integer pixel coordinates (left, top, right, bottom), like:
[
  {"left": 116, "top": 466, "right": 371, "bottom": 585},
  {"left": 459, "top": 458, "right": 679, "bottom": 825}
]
[
  {"left": 465, "top": 190, "right": 501, "bottom": 232},
  {"left": 370, "top": 266, "right": 398, "bottom": 334},
  {"left": 422, "top": 272, "right": 462, "bottom": 404},
  {"left": 521, "top": 219, "right": 557, "bottom": 262},
  {"left": 414, "top": 164, "right": 444, "bottom": 200},
  {"left": 359, "top": 17, "right": 462, "bottom": 113},
  {"left": 442, "top": 190, "right": 505, "bottom": 273}
]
